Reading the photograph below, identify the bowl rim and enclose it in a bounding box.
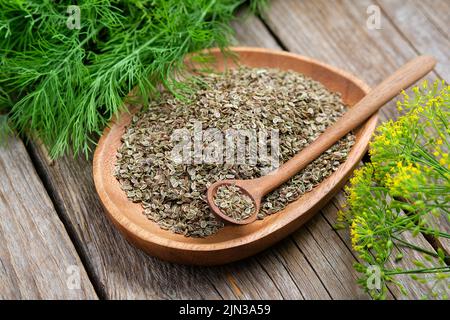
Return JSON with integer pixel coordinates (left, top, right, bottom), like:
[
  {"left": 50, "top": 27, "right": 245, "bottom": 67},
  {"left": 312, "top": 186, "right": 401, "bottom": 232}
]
[{"left": 93, "top": 46, "right": 377, "bottom": 253}]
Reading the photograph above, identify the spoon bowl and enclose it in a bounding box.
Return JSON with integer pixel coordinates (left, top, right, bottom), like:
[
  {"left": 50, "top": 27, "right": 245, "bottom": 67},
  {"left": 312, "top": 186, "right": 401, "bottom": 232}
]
[{"left": 207, "top": 180, "right": 261, "bottom": 225}]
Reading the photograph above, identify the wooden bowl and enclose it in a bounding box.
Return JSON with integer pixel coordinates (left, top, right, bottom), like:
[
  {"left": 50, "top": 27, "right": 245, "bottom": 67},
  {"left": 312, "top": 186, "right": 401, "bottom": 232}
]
[{"left": 93, "top": 47, "right": 377, "bottom": 265}]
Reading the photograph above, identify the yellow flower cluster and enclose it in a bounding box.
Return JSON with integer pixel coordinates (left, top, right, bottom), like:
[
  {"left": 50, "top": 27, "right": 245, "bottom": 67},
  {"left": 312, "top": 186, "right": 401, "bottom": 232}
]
[
  {"left": 350, "top": 215, "right": 373, "bottom": 253},
  {"left": 341, "top": 81, "right": 450, "bottom": 299},
  {"left": 385, "top": 162, "right": 423, "bottom": 196},
  {"left": 368, "top": 80, "right": 449, "bottom": 199}
]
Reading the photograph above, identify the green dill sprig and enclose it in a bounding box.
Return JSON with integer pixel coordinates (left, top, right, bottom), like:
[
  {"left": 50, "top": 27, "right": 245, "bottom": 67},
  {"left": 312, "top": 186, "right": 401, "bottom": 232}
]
[{"left": 0, "top": 0, "right": 266, "bottom": 157}]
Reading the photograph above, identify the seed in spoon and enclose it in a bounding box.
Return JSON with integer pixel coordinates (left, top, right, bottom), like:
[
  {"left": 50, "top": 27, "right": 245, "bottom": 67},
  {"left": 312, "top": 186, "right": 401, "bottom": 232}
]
[{"left": 213, "top": 184, "right": 256, "bottom": 221}]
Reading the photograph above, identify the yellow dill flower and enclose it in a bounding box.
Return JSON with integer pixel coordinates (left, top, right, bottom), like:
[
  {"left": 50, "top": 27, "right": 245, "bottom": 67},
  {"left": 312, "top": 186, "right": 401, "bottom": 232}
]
[
  {"left": 409, "top": 113, "right": 420, "bottom": 122},
  {"left": 401, "top": 90, "right": 409, "bottom": 101},
  {"left": 336, "top": 209, "right": 346, "bottom": 223},
  {"left": 386, "top": 162, "right": 423, "bottom": 196},
  {"left": 350, "top": 219, "right": 362, "bottom": 252}
]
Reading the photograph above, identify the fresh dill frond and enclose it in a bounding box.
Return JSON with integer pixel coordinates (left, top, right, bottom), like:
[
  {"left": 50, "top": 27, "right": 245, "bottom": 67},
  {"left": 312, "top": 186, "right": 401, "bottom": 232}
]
[{"left": 0, "top": 0, "right": 266, "bottom": 158}]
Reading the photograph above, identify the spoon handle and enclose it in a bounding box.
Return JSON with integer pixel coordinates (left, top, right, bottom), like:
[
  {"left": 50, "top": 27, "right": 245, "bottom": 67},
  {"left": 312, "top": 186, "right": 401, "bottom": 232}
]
[{"left": 255, "top": 55, "right": 436, "bottom": 196}]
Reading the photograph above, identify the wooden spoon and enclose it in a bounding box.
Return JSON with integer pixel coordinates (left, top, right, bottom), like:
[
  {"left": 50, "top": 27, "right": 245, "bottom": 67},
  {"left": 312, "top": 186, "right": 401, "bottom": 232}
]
[{"left": 207, "top": 55, "right": 436, "bottom": 225}]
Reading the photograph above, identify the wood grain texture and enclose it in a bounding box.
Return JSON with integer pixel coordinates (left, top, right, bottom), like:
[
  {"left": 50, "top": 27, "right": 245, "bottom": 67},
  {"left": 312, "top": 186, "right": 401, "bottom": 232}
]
[
  {"left": 378, "top": 0, "right": 450, "bottom": 82},
  {"left": 0, "top": 137, "right": 97, "bottom": 299},
  {"left": 28, "top": 145, "right": 225, "bottom": 299},
  {"left": 411, "top": 0, "right": 450, "bottom": 36},
  {"left": 290, "top": 213, "right": 368, "bottom": 299},
  {"left": 262, "top": 0, "right": 448, "bottom": 298},
  {"left": 231, "top": 13, "right": 280, "bottom": 49}
]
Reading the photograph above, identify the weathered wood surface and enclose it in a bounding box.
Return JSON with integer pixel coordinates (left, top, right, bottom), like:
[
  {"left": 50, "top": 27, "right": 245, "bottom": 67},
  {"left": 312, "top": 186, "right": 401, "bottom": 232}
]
[
  {"left": 0, "top": 137, "right": 97, "bottom": 299},
  {"left": 378, "top": 0, "right": 449, "bottom": 82},
  {"left": 2, "top": 0, "right": 448, "bottom": 299}
]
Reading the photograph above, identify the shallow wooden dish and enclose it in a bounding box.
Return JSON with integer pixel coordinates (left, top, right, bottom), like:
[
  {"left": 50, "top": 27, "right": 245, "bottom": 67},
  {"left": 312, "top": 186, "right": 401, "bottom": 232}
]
[{"left": 93, "top": 47, "right": 377, "bottom": 265}]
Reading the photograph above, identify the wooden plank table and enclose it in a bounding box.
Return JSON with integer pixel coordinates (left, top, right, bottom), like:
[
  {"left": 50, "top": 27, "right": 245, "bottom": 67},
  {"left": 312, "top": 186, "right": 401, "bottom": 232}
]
[{"left": 1, "top": 0, "right": 448, "bottom": 299}]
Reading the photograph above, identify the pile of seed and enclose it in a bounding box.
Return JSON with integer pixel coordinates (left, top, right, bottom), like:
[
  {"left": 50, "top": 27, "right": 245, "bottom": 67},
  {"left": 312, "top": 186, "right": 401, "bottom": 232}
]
[
  {"left": 214, "top": 184, "right": 255, "bottom": 221},
  {"left": 115, "top": 67, "right": 355, "bottom": 237}
]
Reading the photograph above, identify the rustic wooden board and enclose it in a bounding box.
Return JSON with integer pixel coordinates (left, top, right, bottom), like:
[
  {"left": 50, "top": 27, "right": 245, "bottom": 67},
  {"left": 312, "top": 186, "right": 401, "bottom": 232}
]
[
  {"left": 262, "top": 0, "right": 448, "bottom": 298},
  {"left": 378, "top": 0, "right": 450, "bottom": 82},
  {"left": 231, "top": 12, "right": 280, "bottom": 48},
  {"left": 411, "top": 0, "right": 450, "bottom": 38},
  {"left": 0, "top": 136, "right": 97, "bottom": 299}
]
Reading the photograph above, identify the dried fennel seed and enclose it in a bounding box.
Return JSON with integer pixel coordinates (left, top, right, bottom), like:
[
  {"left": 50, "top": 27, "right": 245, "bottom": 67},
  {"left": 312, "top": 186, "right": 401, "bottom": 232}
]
[
  {"left": 214, "top": 185, "right": 255, "bottom": 221},
  {"left": 115, "top": 67, "right": 356, "bottom": 237}
]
